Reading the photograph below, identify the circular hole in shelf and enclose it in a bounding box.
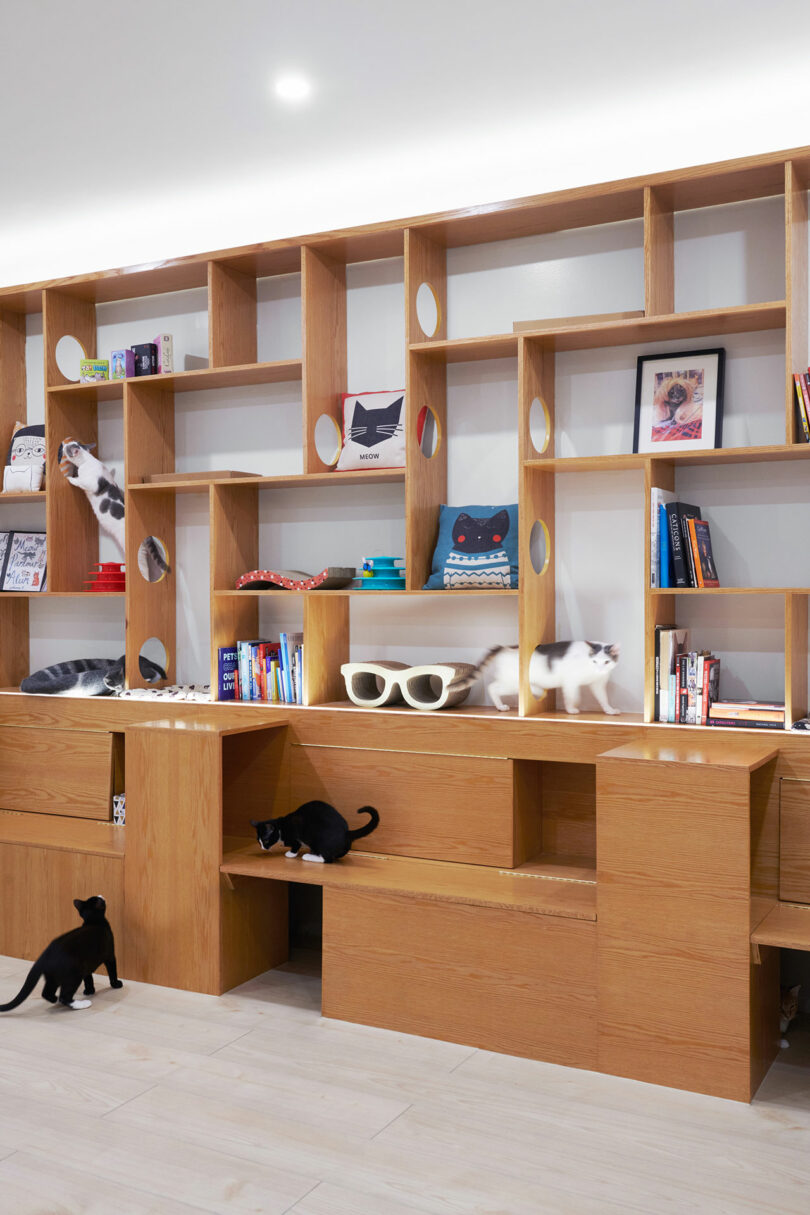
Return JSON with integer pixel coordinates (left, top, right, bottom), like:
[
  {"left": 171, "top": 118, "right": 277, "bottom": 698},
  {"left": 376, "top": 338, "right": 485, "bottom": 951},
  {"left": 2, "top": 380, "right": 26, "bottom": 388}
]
[
  {"left": 529, "top": 519, "right": 550, "bottom": 576},
  {"left": 138, "top": 637, "right": 169, "bottom": 683},
  {"left": 137, "top": 535, "right": 171, "bottom": 583},
  {"left": 314, "top": 413, "right": 342, "bottom": 467},
  {"left": 417, "top": 405, "right": 441, "bottom": 459},
  {"left": 415, "top": 282, "right": 441, "bottom": 338},
  {"left": 54, "top": 335, "right": 87, "bottom": 382},
  {"left": 529, "top": 396, "right": 551, "bottom": 454}
]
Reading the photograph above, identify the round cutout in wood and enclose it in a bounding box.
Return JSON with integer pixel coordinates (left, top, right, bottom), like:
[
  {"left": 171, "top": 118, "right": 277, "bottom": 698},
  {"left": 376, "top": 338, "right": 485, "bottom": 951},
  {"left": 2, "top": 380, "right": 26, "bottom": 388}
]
[
  {"left": 314, "top": 414, "right": 342, "bottom": 467},
  {"left": 54, "top": 335, "right": 87, "bottom": 382},
  {"left": 138, "top": 636, "right": 169, "bottom": 682},
  {"left": 529, "top": 518, "right": 551, "bottom": 576},
  {"left": 529, "top": 396, "right": 551, "bottom": 454},
  {"left": 415, "top": 282, "right": 441, "bottom": 338},
  {"left": 137, "top": 535, "right": 171, "bottom": 583},
  {"left": 417, "top": 405, "right": 441, "bottom": 459}
]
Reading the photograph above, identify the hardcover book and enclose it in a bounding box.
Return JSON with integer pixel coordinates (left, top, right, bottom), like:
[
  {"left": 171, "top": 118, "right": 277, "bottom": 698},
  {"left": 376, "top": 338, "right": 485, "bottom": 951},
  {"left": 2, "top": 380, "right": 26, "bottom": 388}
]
[
  {"left": 665, "top": 501, "right": 701, "bottom": 587},
  {"left": 0, "top": 531, "right": 47, "bottom": 591},
  {"left": 132, "top": 342, "right": 158, "bottom": 376},
  {"left": 687, "top": 518, "right": 720, "bottom": 588},
  {"left": 217, "top": 646, "right": 238, "bottom": 700}
]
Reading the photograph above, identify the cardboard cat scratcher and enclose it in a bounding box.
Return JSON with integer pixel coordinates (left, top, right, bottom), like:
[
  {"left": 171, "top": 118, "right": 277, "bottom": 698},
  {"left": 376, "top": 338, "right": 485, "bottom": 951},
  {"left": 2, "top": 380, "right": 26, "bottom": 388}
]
[{"left": 341, "top": 660, "right": 476, "bottom": 711}]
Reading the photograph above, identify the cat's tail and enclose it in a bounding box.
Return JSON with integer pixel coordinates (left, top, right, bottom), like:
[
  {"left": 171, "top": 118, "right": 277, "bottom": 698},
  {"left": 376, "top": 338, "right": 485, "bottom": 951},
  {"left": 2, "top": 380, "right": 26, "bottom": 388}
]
[
  {"left": 141, "top": 535, "right": 171, "bottom": 576},
  {"left": 348, "top": 807, "right": 380, "bottom": 840},
  {"left": 0, "top": 960, "right": 42, "bottom": 1012},
  {"left": 444, "top": 646, "right": 505, "bottom": 693}
]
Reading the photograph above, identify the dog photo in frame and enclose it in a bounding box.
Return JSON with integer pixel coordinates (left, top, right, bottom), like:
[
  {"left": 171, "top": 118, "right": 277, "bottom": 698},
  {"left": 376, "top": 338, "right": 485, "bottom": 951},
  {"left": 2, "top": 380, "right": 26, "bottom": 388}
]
[{"left": 633, "top": 348, "right": 725, "bottom": 453}]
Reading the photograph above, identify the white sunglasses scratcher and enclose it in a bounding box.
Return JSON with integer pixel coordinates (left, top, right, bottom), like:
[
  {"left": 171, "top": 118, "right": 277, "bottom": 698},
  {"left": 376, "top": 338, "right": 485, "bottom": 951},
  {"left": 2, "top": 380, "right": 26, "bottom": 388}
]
[{"left": 340, "top": 660, "right": 477, "bottom": 711}]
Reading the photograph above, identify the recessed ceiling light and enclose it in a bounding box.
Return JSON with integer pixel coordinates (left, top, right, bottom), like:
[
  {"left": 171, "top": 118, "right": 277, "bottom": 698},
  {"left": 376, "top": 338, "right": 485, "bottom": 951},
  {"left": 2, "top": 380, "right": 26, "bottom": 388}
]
[{"left": 274, "top": 74, "right": 312, "bottom": 103}]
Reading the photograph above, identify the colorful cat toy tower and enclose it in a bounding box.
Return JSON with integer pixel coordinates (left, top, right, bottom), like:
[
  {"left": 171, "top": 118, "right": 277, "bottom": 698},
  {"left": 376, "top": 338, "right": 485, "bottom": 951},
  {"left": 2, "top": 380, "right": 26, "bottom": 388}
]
[{"left": 360, "top": 556, "right": 406, "bottom": 590}]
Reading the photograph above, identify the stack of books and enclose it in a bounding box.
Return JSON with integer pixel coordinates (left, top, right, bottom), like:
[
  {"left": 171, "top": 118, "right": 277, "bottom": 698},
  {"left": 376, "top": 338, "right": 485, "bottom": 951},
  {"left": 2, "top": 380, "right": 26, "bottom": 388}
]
[
  {"left": 654, "top": 627, "right": 721, "bottom": 724},
  {"left": 650, "top": 492, "right": 719, "bottom": 589},
  {"left": 708, "top": 700, "right": 785, "bottom": 729},
  {"left": 218, "top": 634, "right": 303, "bottom": 703},
  {"left": 793, "top": 372, "right": 810, "bottom": 442}
]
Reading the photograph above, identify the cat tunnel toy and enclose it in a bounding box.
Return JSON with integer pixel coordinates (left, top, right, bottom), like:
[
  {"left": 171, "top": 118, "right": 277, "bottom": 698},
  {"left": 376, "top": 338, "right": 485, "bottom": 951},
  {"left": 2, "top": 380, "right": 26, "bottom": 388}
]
[{"left": 340, "top": 660, "right": 477, "bottom": 711}]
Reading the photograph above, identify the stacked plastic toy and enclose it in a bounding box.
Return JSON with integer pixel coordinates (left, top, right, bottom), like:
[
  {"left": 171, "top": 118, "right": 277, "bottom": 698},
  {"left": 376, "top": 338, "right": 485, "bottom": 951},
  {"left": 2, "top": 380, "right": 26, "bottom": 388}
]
[{"left": 358, "top": 556, "right": 406, "bottom": 590}]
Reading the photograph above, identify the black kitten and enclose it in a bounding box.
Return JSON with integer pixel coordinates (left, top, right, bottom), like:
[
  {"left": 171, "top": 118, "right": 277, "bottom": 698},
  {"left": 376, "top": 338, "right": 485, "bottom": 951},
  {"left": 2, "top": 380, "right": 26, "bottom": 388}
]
[
  {"left": 347, "top": 398, "right": 403, "bottom": 449},
  {"left": 250, "top": 800, "right": 380, "bottom": 864},
  {"left": 452, "top": 509, "right": 510, "bottom": 553},
  {"left": 0, "top": 895, "right": 122, "bottom": 1012}
]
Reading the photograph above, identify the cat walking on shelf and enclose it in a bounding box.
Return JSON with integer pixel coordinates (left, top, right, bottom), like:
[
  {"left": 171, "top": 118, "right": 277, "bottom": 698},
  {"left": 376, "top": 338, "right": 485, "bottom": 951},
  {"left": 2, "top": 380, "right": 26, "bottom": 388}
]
[
  {"left": 450, "top": 640, "right": 621, "bottom": 714},
  {"left": 0, "top": 896, "right": 122, "bottom": 1012}
]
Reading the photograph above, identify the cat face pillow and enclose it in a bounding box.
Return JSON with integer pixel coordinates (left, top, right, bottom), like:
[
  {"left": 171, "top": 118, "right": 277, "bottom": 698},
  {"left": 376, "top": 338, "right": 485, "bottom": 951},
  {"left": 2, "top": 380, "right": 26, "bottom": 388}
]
[
  {"left": 424, "top": 504, "right": 519, "bottom": 589},
  {"left": 335, "top": 391, "right": 406, "bottom": 471},
  {"left": 4, "top": 421, "right": 45, "bottom": 492}
]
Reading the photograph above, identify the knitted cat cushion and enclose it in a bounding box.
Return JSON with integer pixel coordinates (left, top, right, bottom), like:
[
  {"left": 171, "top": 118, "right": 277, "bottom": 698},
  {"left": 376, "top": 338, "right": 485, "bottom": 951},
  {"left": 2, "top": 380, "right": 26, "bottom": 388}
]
[
  {"left": 335, "top": 391, "right": 406, "bottom": 471},
  {"left": 424, "top": 503, "right": 519, "bottom": 589},
  {"left": 4, "top": 421, "right": 45, "bottom": 492}
]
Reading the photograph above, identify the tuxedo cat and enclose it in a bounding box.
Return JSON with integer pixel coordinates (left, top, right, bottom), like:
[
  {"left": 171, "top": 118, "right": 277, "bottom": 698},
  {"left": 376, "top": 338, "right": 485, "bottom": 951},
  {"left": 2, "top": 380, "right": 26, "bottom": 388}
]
[
  {"left": 0, "top": 895, "right": 122, "bottom": 1012},
  {"left": 251, "top": 800, "right": 380, "bottom": 863},
  {"left": 21, "top": 654, "right": 166, "bottom": 696},
  {"left": 450, "top": 640, "right": 621, "bottom": 713}
]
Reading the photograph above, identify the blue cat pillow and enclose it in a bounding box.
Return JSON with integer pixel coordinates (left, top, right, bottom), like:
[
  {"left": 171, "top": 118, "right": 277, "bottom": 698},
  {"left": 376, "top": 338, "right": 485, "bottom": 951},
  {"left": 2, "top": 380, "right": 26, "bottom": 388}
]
[{"left": 424, "top": 503, "right": 519, "bottom": 589}]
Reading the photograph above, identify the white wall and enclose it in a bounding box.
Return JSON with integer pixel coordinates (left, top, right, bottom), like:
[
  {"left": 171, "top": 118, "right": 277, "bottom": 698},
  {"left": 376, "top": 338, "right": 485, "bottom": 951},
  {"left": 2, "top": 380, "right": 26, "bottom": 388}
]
[{"left": 18, "top": 194, "right": 805, "bottom": 711}]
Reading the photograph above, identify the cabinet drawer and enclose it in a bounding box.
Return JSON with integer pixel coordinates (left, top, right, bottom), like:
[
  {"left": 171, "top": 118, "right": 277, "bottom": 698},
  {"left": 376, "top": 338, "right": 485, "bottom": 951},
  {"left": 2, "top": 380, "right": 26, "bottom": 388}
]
[
  {"left": 780, "top": 779, "right": 810, "bottom": 903},
  {"left": 290, "top": 745, "right": 537, "bottom": 866},
  {"left": 0, "top": 726, "right": 114, "bottom": 821}
]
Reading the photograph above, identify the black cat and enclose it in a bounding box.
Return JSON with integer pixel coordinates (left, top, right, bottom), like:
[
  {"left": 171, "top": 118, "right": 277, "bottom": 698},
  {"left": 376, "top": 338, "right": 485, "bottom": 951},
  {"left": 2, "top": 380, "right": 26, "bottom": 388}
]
[
  {"left": 347, "top": 398, "right": 403, "bottom": 448},
  {"left": 250, "top": 800, "right": 380, "bottom": 864},
  {"left": 452, "top": 509, "right": 510, "bottom": 553},
  {"left": 0, "top": 895, "right": 122, "bottom": 1012}
]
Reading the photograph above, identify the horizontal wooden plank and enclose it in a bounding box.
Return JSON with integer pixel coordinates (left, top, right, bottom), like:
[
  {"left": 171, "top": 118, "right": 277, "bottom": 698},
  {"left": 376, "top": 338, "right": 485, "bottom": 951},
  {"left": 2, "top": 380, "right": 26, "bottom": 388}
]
[
  {"left": 0, "top": 808, "right": 124, "bottom": 857},
  {"left": 526, "top": 444, "right": 810, "bottom": 473},
  {"left": 221, "top": 842, "right": 596, "bottom": 920},
  {"left": 130, "top": 468, "right": 405, "bottom": 493},
  {"left": 48, "top": 359, "right": 302, "bottom": 398},
  {"left": 751, "top": 901, "right": 810, "bottom": 948}
]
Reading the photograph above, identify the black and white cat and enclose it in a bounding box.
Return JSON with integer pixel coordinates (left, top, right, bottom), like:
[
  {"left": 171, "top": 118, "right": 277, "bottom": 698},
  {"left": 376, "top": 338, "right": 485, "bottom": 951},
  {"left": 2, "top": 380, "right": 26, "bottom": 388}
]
[
  {"left": 251, "top": 800, "right": 380, "bottom": 863},
  {"left": 59, "top": 438, "right": 170, "bottom": 579},
  {"left": 0, "top": 895, "right": 122, "bottom": 1012},
  {"left": 21, "top": 654, "right": 166, "bottom": 696},
  {"left": 451, "top": 641, "right": 621, "bottom": 713}
]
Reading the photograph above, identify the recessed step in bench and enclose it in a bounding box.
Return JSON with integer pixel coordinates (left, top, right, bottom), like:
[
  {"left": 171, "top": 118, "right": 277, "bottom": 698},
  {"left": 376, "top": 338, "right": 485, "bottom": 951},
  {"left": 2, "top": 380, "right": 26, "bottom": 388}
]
[{"left": 220, "top": 844, "right": 597, "bottom": 921}]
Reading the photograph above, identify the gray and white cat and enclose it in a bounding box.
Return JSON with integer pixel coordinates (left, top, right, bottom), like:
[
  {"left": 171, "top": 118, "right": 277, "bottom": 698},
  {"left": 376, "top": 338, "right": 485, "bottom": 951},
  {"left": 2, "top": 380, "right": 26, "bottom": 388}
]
[
  {"left": 59, "top": 439, "right": 169, "bottom": 579},
  {"left": 21, "top": 655, "right": 166, "bottom": 696},
  {"left": 453, "top": 641, "right": 621, "bottom": 713}
]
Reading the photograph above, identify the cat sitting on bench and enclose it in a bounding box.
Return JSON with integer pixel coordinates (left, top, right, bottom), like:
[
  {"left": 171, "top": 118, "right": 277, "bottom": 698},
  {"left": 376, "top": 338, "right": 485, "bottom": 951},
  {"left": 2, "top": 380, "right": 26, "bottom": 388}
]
[
  {"left": 0, "top": 895, "right": 122, "bottom": 1012},
  {"left": 251, "top": 800, "right": 380, "bottom": 864}
]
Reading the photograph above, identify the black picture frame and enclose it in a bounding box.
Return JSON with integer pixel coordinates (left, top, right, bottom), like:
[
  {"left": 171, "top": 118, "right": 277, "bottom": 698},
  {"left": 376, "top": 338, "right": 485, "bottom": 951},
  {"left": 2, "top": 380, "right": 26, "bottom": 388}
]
[{"left": 632, "top": 347, "right": 725, "bottom": 454}]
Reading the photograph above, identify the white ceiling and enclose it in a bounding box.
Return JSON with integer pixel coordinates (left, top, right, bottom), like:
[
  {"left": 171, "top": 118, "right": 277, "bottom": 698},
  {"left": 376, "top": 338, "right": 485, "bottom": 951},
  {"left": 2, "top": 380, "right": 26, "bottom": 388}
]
[{"left": 1, "top": 0, "right": 809, "bottom": 283}]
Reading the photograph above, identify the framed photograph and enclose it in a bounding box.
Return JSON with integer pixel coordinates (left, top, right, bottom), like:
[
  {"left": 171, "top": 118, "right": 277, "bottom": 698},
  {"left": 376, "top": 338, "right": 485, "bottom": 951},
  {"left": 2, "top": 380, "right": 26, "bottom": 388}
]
[{"left": 633, "top": 348, "right": 725, "bottom": 453}]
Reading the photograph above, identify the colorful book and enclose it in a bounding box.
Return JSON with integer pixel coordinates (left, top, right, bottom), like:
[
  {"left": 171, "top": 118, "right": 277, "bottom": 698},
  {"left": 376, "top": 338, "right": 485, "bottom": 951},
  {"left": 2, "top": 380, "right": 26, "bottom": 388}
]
[
  {"left": 687, "top": 518, "right": 720, "bottom": 588},
  {"left": 794, "top": 374, "right": 810, "bottom": 442},
  {"left": 0, "top": 531, "right": 47, "bottom": 591},
  {"left": 659, "top": 503, "right": 671, "bottom": 588},
  {"left": 651, "top": 488, "right": 676, "bottom": 588},
  {"left": 217, "top": 646, "right": 238, "bottom": 701}
]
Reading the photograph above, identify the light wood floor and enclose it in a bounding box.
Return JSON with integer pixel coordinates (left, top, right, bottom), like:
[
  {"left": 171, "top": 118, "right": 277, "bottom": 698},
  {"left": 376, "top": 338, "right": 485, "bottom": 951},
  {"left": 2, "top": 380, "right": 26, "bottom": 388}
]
[{"left": 0, "top": 952, "right": 809, "bottom": 1214}]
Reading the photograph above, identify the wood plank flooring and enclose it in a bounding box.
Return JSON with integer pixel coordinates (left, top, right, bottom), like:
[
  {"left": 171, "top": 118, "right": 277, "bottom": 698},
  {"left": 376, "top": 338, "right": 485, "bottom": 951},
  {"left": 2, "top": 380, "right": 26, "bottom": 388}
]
[{"left": 0, "top": 950, "right": 808, "bottom": 1213}]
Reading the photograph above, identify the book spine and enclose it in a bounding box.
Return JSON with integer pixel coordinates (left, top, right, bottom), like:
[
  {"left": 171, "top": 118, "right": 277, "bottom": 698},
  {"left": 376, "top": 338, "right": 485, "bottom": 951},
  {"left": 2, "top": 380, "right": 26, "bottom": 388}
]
[
  {"left": 696, "top": 655, "right": 704, "bottom": 726},
  {"left": 659, "top": 503, "right": 671, "bottom": 589},
  {"left": 650, "top": 488, "right": 661, "bottom": 588},
  {"left": 296, "top": 644, "right": 303, "bottom": 705},
  {"left": 700, "top": 656, "right": 709, "bottom": 725},
  {"left": 237, "top": 642, "right": 248, "bottom": 701},
  {"left": 668, "top": 673, "right": 676, "bottom": 723},
  {"left": 217, "top": 646, "right": 238, "bottom": 701},
  {"left": 665, "top": 504, "right": 686, "bottom": 587},
  {"left": 654, "top": 627, "right": 661, "bottom": 721},
  {"left": 708, "top": 718, "right": 785, "bottom": 729},
  {"left": 799, "top": 374, "right": 810, "bottom": 443},
  {"left": 687, "top": 518, "right": 704, "bottom": 588},
  {"left": 659, "top": 629, "right": 669, "bottom": 723},
  {"left": 280, "top": 633, "right": 293, "bottom": 703},
  {"left": 675, "top": 656, "right": 682, "bottom": 723}
]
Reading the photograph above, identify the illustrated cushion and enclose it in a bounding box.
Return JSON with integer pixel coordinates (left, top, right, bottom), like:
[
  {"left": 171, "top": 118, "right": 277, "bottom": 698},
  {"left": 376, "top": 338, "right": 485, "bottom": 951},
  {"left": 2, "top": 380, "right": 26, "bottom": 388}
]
[
  {"left": 424, "top": 503, "right": 519, "bottom": 589},
  {"left": 3, "top": 421, "right": 45, "bottom": 492},
  {"left": 335, "top": 390, "right": 405, "bottom": 471}
]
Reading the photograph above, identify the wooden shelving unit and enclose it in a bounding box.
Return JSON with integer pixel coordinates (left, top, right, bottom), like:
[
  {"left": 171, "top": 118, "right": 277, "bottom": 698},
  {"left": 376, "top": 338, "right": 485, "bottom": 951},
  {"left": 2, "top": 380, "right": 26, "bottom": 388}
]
[{"left": 0, "top": 145, "right": 808, "bottom": 717}]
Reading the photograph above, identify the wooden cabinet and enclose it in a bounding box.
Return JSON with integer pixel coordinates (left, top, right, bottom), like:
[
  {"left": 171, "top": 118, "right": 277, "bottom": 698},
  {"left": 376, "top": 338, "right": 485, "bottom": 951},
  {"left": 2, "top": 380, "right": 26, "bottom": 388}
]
[
  {"left": 0, "top": 726, "right": 116, "bottom": 820},
  {"left": 779, "top": 778, "right": 810, "bottom": 903}
]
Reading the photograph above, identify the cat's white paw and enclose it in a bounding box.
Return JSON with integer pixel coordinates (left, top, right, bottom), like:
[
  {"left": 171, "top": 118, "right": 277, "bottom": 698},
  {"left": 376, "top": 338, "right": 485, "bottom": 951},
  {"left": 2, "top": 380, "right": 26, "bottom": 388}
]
[
  {"left": 69, "top": 999, "right": 92, "bottom": 1010},
  {"left": 781, "top": 1038, "right": 790, "bottom": 1048},
  {"left": 604, "top": 706, "right": 621, "bottom": 715},
  {"left": 285, "top": 850, "right": 299, "bottom": 858},
  {"left": 564, "top": 706, "right": 580, "bottom": 714},
  {"left": 302, "top": 853, "right": 325, "bottom": 863}
]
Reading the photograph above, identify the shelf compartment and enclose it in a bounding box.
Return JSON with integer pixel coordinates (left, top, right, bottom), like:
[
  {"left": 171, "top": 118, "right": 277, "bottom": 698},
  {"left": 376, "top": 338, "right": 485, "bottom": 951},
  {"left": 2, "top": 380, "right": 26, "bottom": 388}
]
[
  {"left": 221, "top": 843, "right": 596, "bottom": 921},
  {"left": 751, "top": 902, "right": 810, "bottom": 951},
  {"left": 0, "top": 590, "right": 125, "bottom": 598},
  {"left": 213, "top": 587, "right": 519, "bottom": 598},
  {"left": 649, "top": 587, "right": 805, "bottom": 595},
  {"left": 48, "top": 358, "right": 303, "bottom": 398}
]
